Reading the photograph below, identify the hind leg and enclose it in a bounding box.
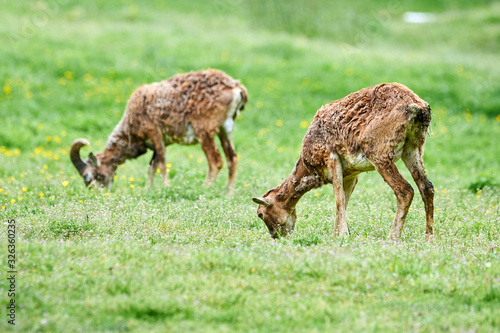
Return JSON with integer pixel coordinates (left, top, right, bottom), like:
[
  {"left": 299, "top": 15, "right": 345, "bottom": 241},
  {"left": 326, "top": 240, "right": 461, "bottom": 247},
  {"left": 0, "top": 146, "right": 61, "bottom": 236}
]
[
  {"left": 218, "top": 128, "right": 238, "bottom": 196},
  {"left": 198, "top": 132, "right": 223, "bottom": 188},
  {"left": 402, "top": 147, "right": 434, "bottom": 241}
]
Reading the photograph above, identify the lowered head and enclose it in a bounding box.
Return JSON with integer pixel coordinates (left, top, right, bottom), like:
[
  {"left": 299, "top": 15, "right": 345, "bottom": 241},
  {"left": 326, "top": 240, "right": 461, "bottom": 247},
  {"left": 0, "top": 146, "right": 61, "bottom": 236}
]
[
  {"left": 252, "top": 194, "right": 296, "bottom": 239},
  {"left": 70, "top": 138, "right": 113, "bottom": 188}
]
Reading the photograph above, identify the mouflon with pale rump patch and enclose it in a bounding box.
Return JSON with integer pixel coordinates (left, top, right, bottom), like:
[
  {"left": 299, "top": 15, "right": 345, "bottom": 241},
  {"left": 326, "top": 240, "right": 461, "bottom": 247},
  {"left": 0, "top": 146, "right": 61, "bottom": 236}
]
[
  {"left": 71, "top": 69, "right": 248, "bottom": 195},
  {"left": 253, "top": 83, "right": 434, "bottom": 240}
]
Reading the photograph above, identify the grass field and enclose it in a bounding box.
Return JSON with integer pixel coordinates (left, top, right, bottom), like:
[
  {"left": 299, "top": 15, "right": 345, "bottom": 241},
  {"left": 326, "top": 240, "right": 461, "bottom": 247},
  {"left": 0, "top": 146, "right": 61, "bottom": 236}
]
[{"left": 1, "top": 0, "right": 499, "bottom": 332}]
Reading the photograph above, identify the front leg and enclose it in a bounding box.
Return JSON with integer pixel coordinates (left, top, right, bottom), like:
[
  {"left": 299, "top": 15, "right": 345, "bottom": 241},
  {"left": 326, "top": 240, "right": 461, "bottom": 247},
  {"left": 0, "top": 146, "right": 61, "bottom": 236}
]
[
  {"left": 147, "top": 129, "right": 169, "bottom": 188},
  {"left": 147, "top": 151, "right": 157, "bottom": 188},
  {"left": 343, "top": 175, "right": 359, "bottom": 209},
  {"left": 370, "top": 158, "right": 414, "bottom": 240},
  {"left": 326, "top": 153, "right": 349, "bottom": 237}
]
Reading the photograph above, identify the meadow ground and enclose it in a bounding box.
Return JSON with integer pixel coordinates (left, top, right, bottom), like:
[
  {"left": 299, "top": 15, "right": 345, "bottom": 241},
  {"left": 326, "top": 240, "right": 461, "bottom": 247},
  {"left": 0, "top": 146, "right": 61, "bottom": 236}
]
[{"left": 0, "top": 1, "right": 499, "bottom": 332}]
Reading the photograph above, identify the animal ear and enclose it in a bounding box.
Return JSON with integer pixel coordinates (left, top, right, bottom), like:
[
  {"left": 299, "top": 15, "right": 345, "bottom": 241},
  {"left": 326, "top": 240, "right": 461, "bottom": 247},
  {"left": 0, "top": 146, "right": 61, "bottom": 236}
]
[
  {"left": 88, "top": 153, "right": 100, "bottom": 168},
  {"left": 252, "top": 197, "right": 273, "bottom": 207}
]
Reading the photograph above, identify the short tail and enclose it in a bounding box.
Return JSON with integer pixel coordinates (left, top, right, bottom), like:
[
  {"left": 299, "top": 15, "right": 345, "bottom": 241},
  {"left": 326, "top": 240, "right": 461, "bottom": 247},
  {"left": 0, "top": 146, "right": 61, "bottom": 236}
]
[
  {"left": 406, "top": 102, "right": 431, "bottom": 127},
  {"left": 238, "top": 85, "right": 248, "bottom": 110}
]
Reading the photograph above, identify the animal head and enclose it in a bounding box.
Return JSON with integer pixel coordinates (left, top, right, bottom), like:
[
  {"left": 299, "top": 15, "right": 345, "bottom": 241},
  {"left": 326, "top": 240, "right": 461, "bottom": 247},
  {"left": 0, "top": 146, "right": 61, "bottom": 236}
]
[
  {"left": 70, "top": 139, "right": 113, "bottom": 188},
  {"left": 252, "top": 193, "right": 296, "bottom": 239}
]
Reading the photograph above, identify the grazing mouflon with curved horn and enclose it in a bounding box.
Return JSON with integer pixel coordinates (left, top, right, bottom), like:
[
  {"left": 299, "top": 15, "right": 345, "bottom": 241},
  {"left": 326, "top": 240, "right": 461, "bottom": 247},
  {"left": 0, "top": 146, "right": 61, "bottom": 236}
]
[
  {"left": 71, "top": 69, "right": 247, "bottom": 195},
  {"left": 253, "top": 83, "right": 434, "bottom": 241}
]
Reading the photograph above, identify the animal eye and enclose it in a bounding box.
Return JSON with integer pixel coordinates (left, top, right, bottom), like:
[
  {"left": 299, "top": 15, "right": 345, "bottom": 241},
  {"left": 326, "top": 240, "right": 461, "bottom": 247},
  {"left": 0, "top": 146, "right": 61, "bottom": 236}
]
[
  {"left": 96, "top": 174, "right": 103, "bottom": 181},
  {"left": 258, "top": 213, "right": 264, "bottom": 220}
]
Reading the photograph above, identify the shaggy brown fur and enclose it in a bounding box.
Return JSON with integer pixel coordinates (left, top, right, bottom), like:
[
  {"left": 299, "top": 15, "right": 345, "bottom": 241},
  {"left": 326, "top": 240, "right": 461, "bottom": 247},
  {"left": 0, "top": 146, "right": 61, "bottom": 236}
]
[
  {"left": 253, "top": 83, "right": 434, "bottom": 241},
  {"left": 71, "top": 69, "right": 248, "bottom": 195}
]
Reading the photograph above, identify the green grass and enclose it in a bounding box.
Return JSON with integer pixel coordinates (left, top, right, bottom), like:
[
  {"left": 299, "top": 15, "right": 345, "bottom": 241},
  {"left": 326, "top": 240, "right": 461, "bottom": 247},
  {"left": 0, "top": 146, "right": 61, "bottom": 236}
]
[{"left": 1, "top": 0, "right": 499, "bottom": 332}]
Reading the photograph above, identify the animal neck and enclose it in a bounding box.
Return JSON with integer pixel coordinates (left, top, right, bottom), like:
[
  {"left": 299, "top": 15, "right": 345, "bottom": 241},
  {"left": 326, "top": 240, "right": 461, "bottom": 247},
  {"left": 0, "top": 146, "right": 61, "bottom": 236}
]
[
  {"left": 98, "top": 149, "right": 123, "bottom": 177},
  {"left": 99, "top": 127, "right": 135, "bottom": 174},
  {"left": 274, "top": 156, "right": 325, "bottom": 210}
]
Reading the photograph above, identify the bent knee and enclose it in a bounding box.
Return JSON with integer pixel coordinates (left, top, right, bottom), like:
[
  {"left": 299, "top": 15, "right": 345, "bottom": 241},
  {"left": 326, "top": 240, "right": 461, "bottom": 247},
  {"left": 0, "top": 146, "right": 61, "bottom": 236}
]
[
  {"left": 425, "top": 180, "right": 434, "bottom": 195},
  {"left": 213, "top": 158, "right": 223, "bottom": 170},
  {"left": 400, "top": 183, "right": 414, "bottom": 204}
]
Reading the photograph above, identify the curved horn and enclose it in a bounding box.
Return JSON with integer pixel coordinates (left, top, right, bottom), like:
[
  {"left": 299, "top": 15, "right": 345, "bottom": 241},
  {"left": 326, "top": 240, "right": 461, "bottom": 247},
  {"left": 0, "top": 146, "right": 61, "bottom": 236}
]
[
  {"left": 252, "top": 197, "right": 273, "bottom": 207},
  {"left": 70, "top": 138, "right": 90, "bottom": 175}
]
